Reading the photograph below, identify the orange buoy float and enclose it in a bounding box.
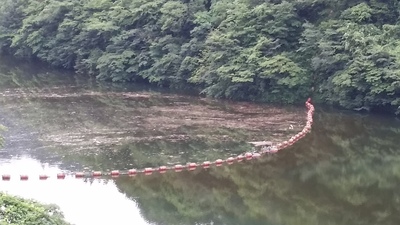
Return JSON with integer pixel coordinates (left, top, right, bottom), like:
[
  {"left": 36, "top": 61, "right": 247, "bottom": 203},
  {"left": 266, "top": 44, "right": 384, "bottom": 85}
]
[
  {"left": 158, "top": 166, "right": 168, "bottom": 174},
  {"left": 188, "top": 163, "right": 197, "bottom": 171},
  {"left": 174, "top": 164, "right": 184, "bottom": 172},
  {"left": 237, "top": 155, "right": 245, "bottom": 162},
  {"left": 202, "top": 161, "right": 211, "bottom": 168},
  {"left": 245, "top": 152, "right": 253, "bottom": 160},
  {"left": 215, "top": 159, "right": 224, "bottom": 166},
  {"left": 39, "top": 175, "right": 48, "bottom": 180},
  {"left": 128, "top": 169, "right": 137, "bottom": 176},
  {"left": 93, "top": 171, "right": 102, "bottom": 177},
  {"left": 226, "top": 157, "right": 235, "bottom": 165},
  {"left": 75, "top": 172, "right": 84, "bottom": 178},
  {"left": 144, "top": 168, "right": 154, "bottom": 175}
]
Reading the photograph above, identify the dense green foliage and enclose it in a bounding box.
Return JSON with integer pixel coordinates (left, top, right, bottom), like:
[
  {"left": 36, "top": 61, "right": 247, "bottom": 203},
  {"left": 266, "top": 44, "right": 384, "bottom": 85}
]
[
  {"left": 0, "top": 0, "right": 399, "bottom": 114},
  {"left": 0, "top": 193, "right": 70, "bottom": 225}
]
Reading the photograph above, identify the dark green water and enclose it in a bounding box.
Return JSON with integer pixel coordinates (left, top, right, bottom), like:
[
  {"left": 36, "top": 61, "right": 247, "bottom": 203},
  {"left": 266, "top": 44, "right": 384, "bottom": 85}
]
[{"left": 0, "top": 56, "right": 399, "bottom": 225}]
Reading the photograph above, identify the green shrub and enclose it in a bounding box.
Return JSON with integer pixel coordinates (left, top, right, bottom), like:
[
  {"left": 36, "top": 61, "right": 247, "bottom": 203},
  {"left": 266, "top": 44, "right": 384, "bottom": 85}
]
[{"left": 0, "top": 193, "right": 71, "bottom": 225}]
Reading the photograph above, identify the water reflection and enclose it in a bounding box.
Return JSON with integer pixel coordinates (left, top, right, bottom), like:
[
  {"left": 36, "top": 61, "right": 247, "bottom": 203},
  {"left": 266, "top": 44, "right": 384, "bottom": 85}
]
[
  {"left": 111, "top": 111, "right": 400, "bottom": 225},
  {"left": 0, "top": 157, "right": 152, "bottom": 225},
  {"left": 1, "top": 56, "right": 400, "bottom": 225}
]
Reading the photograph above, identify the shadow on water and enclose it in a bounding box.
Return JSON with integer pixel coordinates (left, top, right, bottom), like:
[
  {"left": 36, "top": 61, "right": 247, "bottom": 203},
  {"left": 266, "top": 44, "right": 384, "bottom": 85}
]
[{"left": 0, "top": 56, "right": 400, "bottom": 225}]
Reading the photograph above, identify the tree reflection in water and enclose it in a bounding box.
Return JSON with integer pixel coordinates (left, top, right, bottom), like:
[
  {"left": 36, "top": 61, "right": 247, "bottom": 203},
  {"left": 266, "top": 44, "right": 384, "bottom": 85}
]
[
  {"left": 115, "top": 112, "right": 400, "bottom": 225},
  {"left": 1, "top": 56, "right": 400, "bottom": 225}
]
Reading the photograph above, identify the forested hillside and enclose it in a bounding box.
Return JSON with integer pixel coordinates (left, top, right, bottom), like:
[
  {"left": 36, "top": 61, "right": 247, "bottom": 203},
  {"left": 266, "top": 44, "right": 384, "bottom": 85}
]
[{"left": 0, "top": 0, "right": 399, "bottom": 114}]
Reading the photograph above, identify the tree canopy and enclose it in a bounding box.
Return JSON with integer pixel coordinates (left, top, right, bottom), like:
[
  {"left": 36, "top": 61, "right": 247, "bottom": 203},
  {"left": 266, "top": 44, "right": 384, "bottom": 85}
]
[{"left": 0, "top": 0, "right": 399, "bottom": 114}]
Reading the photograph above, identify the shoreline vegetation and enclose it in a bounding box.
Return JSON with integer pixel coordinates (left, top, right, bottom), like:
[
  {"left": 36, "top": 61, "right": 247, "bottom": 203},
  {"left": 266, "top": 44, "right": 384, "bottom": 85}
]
[
  {"left": 0, "top": 193, "right": 70, "bottom": 225},
  {"left": 0, "top": 0, "right": 399, "bottom": 115}
]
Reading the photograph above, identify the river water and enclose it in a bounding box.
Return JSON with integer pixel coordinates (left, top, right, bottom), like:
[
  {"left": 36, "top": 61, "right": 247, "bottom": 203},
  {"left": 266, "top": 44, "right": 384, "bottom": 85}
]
[{"left": 0, "top": 57, "right": 400, "bottom": 225}]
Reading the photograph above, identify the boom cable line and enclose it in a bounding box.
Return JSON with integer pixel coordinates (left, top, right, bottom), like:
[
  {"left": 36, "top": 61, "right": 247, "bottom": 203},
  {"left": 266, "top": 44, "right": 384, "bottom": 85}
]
[{"left": 1, "top": 99, "right": 315, "bottom": 181}]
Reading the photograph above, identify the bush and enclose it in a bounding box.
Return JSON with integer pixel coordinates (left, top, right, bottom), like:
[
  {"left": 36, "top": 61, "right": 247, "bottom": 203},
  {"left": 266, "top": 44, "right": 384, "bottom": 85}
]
[{"left": 0, "top": 193, "right": 71, "bottom": 225}]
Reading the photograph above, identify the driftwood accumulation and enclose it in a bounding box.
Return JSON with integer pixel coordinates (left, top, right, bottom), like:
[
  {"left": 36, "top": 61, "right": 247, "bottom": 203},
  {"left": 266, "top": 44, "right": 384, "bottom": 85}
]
[
  {"left": 248, "top": 141, "right": 274, "bottom": 152},
  {"left": 248, "top": 141, "right": 273, "bottom": 147}
]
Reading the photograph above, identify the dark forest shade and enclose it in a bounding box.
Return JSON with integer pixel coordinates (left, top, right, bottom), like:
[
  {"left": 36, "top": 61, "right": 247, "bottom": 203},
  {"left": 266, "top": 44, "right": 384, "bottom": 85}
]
[{"left": 0, "top": 0, "right": 399, "bottom": 115}]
